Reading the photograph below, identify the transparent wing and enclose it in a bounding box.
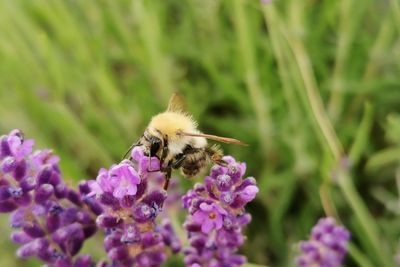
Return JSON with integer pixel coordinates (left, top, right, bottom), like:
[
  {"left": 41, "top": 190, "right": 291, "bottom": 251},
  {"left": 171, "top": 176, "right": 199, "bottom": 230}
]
[{"left": 167, "top": 92, "right": 186, "bottom": 112}]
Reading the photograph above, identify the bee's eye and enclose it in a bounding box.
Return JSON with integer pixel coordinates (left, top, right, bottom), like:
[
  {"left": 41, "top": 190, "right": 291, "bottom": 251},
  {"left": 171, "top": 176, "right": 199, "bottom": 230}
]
[{"left": 150, "top": 138, "right": 161, "bottom": 156}]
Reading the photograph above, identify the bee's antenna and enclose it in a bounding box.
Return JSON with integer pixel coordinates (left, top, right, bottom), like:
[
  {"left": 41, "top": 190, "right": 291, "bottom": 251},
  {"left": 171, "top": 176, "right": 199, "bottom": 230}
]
[{"left": 123, "top": 142, "right": 139, "bottom": 160}]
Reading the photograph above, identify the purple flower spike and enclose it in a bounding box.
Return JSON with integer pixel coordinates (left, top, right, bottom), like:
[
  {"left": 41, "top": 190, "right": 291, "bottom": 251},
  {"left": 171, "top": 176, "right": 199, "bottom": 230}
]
[
  {"left": 159, "top": 218, "right": 181, "bottom": 254},
  {"left": 295, "top": 217, "right": 350, "bottom": 267},
  {"left": 0, "top": 130, "right": 100, "bottom": 265},
  {"left": 87, "top": 147, "right": 169, "bottom": 267},
  {"left": 182, "top": 155, "right": 258, "bottom": 267}
]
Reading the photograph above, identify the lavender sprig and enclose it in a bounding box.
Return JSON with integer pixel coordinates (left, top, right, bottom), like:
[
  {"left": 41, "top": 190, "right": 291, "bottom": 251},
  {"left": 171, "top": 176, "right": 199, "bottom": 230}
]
[
  {"left": 86, "top": 147, "right": 181, "bottom": 267},
  {"left": 295, "top": 217, "right": 351, "bottom": 267},
  {"left": 182, "top": 156, "right": 259, "bottom": 267},
  {"left": 0, "top": 130, "right": 99, "bottom": 266}
]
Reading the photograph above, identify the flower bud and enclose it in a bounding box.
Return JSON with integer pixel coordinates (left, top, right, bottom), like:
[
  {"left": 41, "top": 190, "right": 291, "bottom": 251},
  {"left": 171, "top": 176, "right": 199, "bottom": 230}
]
[
  {"left": 0, "top": 136, "right": 11, "bottom": 157},
  {"left": 34, "top": 184, "right": 54, "bottom": 204},
  {"left": 54, "top": 183, "right": 68, "bottom": 198},
  {"left": 37, "top": 166, "right": 52, "bottom": 185},
  {"left": 74, "top": 255, "right": 93, "bottom": 267},
  {"left": 78, "top": 181, "right": 91, "bottom": 195},
  {"left": 46, "top": 213, "right": 61, "bottom": 233},
  {"left": 0, "top": 186, "right": 11, "bottom": 201},
  {"left": 52, "top": 223, "right": 83, "bottom": 245},
  {"left": 1, "top": 156, "right": 16, "bottom": 172},
  {"left": 0, "top": 200, "right": 17, "bottom": 212},
  {"left": 20, "top": 176, "right": 37, "bottom": 192},
  {"left": 10, "top": 231, "right": 33, "bottom": 244},
  {"left": 104, "top": 233, "right": 123, "bottom": 251},
  {"left": 67, "top": 189, "right": 82, "bottom": 206},
  {"left": 108, "top": 246, "right": 129, "bottom": 261},
  {"left": 23, "top": 223, "right": 46, "bottom": 238},
  {"left": 13, "top": 160, "right": 27, "bottom": 181},
  {"left": 96, "top": 214, "right": 121, "bottom": 228},
  {"left": 16, "top": 238, "right": 49, "bottom": 258}
]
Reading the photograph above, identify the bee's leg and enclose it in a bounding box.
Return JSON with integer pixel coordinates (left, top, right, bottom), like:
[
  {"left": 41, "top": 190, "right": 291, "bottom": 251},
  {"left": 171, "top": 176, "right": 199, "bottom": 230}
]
[
  {"left": 156, "top": 137, "right": 169, "bottom": 169},
  {"left": 147, "top": 137, "right": 169, "bottom": 172},
  {"left": 163, "top": 164, "right": 172, "bottom": 190},
  {"left": 147, "top": 148, "right": 172, "bottom": 174},
  {"left": 205, "top": 145, "right": 227, "bottom": 166},
  {"left": 170, "top": 153, "right": 186, "bottom": 169},
  {"left": 161, "top": 153, "right": 187, "bottom": 190}
]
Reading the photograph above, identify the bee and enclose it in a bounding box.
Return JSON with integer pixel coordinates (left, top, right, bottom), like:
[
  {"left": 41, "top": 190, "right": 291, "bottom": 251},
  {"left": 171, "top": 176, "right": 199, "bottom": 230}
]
[{"left": 125, "top": 93, "right": 246, "bottom": 190}]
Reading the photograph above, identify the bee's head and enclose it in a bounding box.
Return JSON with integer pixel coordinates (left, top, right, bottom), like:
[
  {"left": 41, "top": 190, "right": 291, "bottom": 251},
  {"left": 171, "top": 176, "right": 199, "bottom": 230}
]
[{"left": 149, "top": 135, "right": 162, "bottom": 157}]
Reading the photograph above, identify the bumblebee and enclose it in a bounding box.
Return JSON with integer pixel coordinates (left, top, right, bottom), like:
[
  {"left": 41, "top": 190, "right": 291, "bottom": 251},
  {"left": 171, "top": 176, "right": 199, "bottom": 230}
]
[{"left": 125, "top": 93, "right": 246, "bottom": 189}]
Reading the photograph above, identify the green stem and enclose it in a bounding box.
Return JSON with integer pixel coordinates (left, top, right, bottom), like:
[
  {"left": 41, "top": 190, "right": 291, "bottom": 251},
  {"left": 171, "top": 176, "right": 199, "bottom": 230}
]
[
  {"left": 261, "top": 5, "right": 392, "bottom": 266},
  {"left": 232, "top": 0, "right": 272, "bottom": 159},
  {"left": 327, "top": 0, "right": 357, "bottom": 121},
  {"left": 132, "top": 0, "right": 174, "bottom": 102},
  {"left": 337, "top": 170, "right": 393, "bottom": 267},
  {"left": 282, "top": 28, "right": 343, "bottom": 162},
  {"left": 348, "top": 103, "right": 374, "bottom": 165},
  {"left": 390, "top": 0, "right": 400, "bottom": 35},
  {"left": 347, "top": 244, "right": 376, "bottom": 267}
]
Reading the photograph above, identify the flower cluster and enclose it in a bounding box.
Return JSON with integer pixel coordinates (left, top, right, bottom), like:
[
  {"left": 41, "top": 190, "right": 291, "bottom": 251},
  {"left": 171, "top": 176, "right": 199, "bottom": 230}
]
[
  {"left": 86, "top": 147, "right": 181, "bottom": 267},
  {"left": 0, "top": 129, "right": 259, "bottom": 267},
  {"left": 0, "top": 130, "right": 99, "bottom": 266},
  {"left": 182, "top": 156, "right": 259, "bottom": 267},
  {"left": 296, "top": 217, "right": 350, "bottom": 267}
]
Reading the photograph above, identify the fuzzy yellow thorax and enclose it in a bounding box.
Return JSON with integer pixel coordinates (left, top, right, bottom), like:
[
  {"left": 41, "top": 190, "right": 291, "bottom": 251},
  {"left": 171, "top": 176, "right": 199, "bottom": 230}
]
[{"left": 148, "top": 111, "right": 197, "bottom": 140}]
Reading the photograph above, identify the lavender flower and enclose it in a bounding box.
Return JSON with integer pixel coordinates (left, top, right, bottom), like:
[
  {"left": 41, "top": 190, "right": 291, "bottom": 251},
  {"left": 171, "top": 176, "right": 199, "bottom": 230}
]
[
  {"left": 158, "top": 218, "right": 182, "bottom": 254},
  {"left": 88, "top": 162, "right": 141, "bottom": 200},
  {"left": 0, "top": 130, "right": 98, "bottom": 266},
  {"left": 192, "top": 202, "right": 227, "bottom": 233},
  {"left": 182, "top": 156, "right": 258, "bottom": 267},
  {"left": 1, "top": 129, "right": 259, "bottom": 267},
  {"left": 87, "top": 147, "right": 181, "bottom": 267},
  {"left": 295, "top": 217, "right": 351, "bottom": 267}
]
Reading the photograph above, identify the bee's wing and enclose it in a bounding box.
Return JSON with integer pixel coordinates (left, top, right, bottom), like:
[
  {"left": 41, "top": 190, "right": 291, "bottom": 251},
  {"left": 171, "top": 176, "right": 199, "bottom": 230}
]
[
  {"left": 167, "top": 92, "right": 187, "bottom": 112},
  {"left": 179, "top": 131, "right": 247, "bottom": 146}
]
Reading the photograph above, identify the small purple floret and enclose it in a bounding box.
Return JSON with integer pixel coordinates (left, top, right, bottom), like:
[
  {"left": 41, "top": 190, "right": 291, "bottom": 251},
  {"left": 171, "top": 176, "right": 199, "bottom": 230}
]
[{"left": 192, "top": 202, "right": 227, "bottom": 233}]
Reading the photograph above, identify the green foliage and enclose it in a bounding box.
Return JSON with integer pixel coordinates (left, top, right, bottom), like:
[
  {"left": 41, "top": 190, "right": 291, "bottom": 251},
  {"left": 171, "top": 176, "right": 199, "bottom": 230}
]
[{"left": 0, "top": 0, "right": 399, "bottom": 266}]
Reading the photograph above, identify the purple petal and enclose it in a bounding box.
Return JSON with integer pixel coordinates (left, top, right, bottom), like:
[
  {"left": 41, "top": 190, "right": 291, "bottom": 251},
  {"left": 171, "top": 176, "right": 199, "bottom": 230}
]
[
  {"left": 241, "top": 185, "right": 259, "bottom": 202},
  {"left": 199, "top": 202, "right": 213, "bottom": 212},
  {"left": 201, "top": 220, "right": 214, "bottom": 233}
]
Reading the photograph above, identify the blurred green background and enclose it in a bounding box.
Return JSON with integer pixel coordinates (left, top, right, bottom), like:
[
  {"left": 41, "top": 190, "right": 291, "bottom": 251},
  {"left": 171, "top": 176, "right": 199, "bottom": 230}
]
[{"left": 0, "top": 0, "right": 400, "bottom": 266}]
